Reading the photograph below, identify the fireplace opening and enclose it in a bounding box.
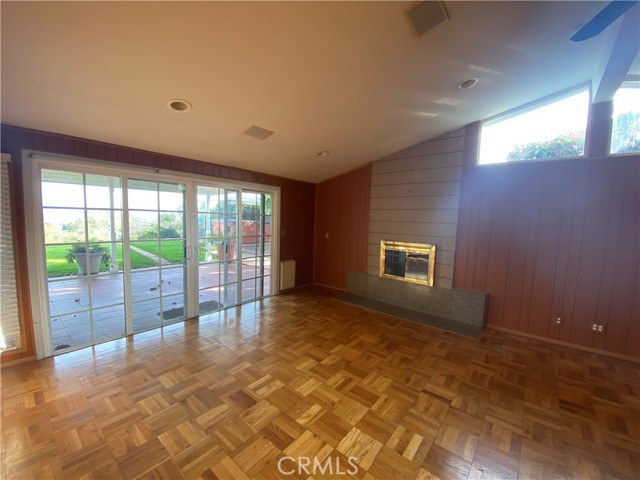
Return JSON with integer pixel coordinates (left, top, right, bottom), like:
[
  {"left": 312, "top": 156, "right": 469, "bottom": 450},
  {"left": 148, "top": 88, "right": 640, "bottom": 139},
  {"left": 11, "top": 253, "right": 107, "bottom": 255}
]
[{"left": 380, "top": 240, "right": 435, "bottom": 286}]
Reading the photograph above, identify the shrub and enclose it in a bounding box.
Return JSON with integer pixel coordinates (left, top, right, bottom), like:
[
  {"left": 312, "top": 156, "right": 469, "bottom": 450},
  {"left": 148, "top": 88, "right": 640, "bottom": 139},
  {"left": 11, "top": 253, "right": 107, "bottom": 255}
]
[
  {"left": 507, "top": 133, "right": 584, "bottom": 161},
  {"left": 159, "top": 226, "right": 181, "bottom": 239}
]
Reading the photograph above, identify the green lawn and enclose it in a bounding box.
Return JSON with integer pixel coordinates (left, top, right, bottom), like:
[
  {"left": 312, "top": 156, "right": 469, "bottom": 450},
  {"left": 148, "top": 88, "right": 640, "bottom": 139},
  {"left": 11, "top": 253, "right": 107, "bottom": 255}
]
[
  {"left": 131, "top": 240, "right": 221, "bottom": 263},
  {"left": 46, "top": 240, "right": 222, "bottom": 277},
  {"left": 131, "top": 240, "right": 185, "bottom": 264},
  {"left": 46, "top": 244, "right": 157, "bottom": 277}
]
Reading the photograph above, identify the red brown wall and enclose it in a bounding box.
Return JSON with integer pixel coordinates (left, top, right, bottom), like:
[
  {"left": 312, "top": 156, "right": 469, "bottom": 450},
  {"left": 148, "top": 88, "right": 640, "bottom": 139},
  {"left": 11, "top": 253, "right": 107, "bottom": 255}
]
[
  {"left": 455, "top": 122, "right": 640, "bottom": 358},
  {"left": 314, "top": 164, "right": 372, "bottom": 289},
  {"left": 1, "top": 124, "right": 315, "bottom": 364}
]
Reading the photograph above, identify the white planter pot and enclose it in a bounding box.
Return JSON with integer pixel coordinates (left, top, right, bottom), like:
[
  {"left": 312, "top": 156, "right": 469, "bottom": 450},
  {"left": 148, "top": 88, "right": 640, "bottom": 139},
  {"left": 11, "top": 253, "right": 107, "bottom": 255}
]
[{"left": 75, "top": 252, "right": 104, "bottom": 275}]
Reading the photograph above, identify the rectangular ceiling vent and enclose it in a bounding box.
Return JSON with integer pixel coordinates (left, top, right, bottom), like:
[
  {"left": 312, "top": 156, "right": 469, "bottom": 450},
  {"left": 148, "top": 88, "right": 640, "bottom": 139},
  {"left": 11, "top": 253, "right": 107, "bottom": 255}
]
[
  {"left": 244, "top": 125, "right": 275, "bottom": 140},
  {"left": 405, "top": 1, "right": 449, "bottom": 37}
]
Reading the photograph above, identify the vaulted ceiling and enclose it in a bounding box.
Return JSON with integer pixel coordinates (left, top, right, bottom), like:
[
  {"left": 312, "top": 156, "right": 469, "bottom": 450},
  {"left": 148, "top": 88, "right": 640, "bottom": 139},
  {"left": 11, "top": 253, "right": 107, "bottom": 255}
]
[{"left": 1, "top": 1, "right": 636, "bottom": 182}]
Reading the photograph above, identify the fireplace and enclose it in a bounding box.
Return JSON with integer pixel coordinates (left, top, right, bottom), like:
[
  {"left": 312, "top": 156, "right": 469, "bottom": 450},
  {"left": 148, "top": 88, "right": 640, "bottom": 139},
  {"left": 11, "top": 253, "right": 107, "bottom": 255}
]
[{"left": 379, "top": 240, "right": 436, "bottom": 287}]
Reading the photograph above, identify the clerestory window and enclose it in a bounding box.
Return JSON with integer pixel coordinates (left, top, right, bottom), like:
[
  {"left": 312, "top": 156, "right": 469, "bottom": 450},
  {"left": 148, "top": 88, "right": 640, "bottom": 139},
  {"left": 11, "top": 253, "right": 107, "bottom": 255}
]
[
  {"left": 609, "top": 83, "right": 640, "bottom": 155},
  {"left": 478, "top": 88, "right": 590, "bottom": 165}
]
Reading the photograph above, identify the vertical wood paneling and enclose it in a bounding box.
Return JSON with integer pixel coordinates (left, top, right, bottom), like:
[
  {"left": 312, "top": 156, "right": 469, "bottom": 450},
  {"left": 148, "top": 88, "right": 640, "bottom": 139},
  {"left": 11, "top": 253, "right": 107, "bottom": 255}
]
[
  {"left": 557, "top": 161, "right": 591, "bottom": 345},
  {"left": 74, "top": 141, "right": 88, "bottom": 158},
  {"left": 313, "top": 164, "right": 372, "bottom": 289},
  {"left": 471, "top": 170, "right": 493, "bottom": 292},
  {"left": 1, "top": 124, "right": 316, "bottom": 363},
  {"left": 454, "top": 122, "right": 640, "bottom": 358},
  {"left": 117, "top": 148, "right": 133, "bottom": 165},
  {"left": 548, "top": 161, "right": 584, "bottom": 340},
  {"left": 626, "top": 285, "right": 640, "bottom": 356},
  {"left": 516, "top": 167, "right": 544, "bottom": 334},
  {"left": 528, "top": 168, "right": 566, "bottom": 338},
  {"left": 87, "top": 143, "right": 106, "bottom": 161},
  {"left": 133, "top": 151, "right": 154, "bottom": 168},
  {"left": 32, "top": 133, "right": 47, "bottom": 152},
  {"left": 592, "top": 159, "right": 628, "bottom": 351},
  {"left": 570, "top": 161, "right": 615, "bottom": 348},
  {"left": 606, "top": 159, "right": 640, "bottom": 355},
  {"left": 454, "top": 123, "right": 480, "bottom": 287},
  {"left": 500, "top": 178, "right": 531, "bottom": 332},
  {"left": 47, "top": 136, "right": 74, "bottom": 155},
  {"left": 484, "top": 171, "right": 515, "bottom": 328}
]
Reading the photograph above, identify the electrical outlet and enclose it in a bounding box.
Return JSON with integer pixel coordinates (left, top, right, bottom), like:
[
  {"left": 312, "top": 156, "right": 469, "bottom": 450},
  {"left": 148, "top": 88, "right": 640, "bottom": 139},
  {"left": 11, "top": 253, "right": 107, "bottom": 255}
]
[
  {"left": 597, "top": 324, "right": 604, "bottom": 333},
  {"left": 591, "top": 323, "right": 605, "bottom": 334},
  {"left": 553, "top": 315, "right": 562, "bottom": 326},
  {"left": 591, "top": 323, "right": 598, "bottom": 331}
]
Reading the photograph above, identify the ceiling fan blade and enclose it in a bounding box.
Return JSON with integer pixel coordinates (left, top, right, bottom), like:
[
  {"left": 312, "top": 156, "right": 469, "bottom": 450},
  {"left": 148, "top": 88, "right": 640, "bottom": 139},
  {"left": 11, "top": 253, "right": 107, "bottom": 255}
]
[{"left": 570, "top": 0, "right": 638, "bottom": 42}]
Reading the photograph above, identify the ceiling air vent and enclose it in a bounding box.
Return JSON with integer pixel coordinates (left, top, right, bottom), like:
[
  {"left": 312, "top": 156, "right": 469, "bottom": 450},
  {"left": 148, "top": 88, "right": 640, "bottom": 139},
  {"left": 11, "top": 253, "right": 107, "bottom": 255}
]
[
  {"left": 405, "top": 1, "right": 449, "bottom": 37},
  {"left": 243, "top": 125, "right": 275, "bottom": 140}
]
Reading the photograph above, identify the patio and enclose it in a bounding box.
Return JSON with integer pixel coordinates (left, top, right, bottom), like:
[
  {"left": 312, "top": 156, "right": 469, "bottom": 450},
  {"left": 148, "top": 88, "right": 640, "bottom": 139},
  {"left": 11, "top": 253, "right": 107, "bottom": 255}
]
[{"left": 48, "top": 256, "right": 271, "bottom": 350}]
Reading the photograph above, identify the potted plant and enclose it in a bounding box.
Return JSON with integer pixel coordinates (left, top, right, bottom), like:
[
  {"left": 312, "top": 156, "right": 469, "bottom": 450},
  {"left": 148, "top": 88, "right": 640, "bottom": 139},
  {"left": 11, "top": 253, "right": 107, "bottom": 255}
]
[
  {"left": 65, "top": 244, "right": 111, "bottom": 275},
  {"left": 213, "top": 231, "right": 236, "bottom": 262}
]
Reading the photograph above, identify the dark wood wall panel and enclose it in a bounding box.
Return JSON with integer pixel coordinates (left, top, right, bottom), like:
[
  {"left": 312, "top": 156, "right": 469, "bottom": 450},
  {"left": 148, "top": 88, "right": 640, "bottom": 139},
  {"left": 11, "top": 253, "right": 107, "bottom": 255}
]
[
  {"left": 1, "top": 124, "right": 315, "bottom": 363},
  {"left": 314, "top": 164, "right": 372, "bottom": 289},
  {"left": 454, "top": 123, "right": 640, "bottom": 358}
]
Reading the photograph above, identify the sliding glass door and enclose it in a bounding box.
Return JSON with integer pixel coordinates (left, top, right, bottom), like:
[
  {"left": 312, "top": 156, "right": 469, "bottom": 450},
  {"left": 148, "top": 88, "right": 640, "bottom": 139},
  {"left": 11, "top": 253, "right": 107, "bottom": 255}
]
[
  {"left": 33, "top": 160, "right": 278, "bottom": 356},
  {"left": 42, "top": 170, "right": 125, "bottom": 351},
  {"left": 127, "top": 179, "right": 186, "bottom": 332}
]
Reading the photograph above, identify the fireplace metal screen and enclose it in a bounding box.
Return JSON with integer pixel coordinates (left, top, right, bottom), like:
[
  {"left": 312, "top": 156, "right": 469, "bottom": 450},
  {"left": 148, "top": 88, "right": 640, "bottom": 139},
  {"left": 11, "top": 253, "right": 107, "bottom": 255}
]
[{"left": 379, "top": 240, "right": 436, "bottom": 286}]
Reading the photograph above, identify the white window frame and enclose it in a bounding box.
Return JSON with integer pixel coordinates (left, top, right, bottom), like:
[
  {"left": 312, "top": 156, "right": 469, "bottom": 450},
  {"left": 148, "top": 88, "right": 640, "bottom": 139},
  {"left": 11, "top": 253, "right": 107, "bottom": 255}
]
[
  {"left": 477, "top": 84, "right": 592, "bottom": 166},
  {"left": 23, "top": 151, "right": 281, "bottom": 359}
]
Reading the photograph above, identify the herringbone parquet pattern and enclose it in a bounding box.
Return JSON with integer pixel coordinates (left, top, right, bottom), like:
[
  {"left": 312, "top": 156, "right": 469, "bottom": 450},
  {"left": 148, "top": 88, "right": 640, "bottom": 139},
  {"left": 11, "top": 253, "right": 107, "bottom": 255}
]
[{"left": 1, "top": 288, "right": 639, "bottom": 479}]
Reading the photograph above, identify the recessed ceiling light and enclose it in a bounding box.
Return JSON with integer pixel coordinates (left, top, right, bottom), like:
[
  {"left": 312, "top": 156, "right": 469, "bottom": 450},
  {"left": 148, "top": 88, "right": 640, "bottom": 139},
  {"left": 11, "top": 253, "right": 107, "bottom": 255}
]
[
  {"left": 167, "top": 99, "right": 193, "bottom": 113},
  {"left": 457, "top": 78, "right": 479, "bottom": 90},
  {"left": 317, "top": 150, "right": 330, "bottom": 157}
]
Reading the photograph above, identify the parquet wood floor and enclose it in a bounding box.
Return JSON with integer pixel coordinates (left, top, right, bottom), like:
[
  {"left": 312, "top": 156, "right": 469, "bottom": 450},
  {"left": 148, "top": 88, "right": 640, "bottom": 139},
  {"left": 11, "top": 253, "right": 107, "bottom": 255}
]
[{"left": 2, "top": 288, "right": 639, "bottom": 479}]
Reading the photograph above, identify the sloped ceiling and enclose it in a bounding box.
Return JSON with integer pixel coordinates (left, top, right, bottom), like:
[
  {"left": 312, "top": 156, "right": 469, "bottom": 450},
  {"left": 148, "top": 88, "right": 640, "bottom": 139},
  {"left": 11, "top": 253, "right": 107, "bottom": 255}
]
[{"left": 0, "top": 1, "right": 632, "bottom": 182}]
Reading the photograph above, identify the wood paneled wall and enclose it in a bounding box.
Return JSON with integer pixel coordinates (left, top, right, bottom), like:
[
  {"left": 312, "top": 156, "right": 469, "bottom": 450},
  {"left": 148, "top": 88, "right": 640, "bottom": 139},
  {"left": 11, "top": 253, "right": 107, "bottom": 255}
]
[
  {"left": 0, "top": 124, "right": 315, "bottom": 364},
  {"left": 455, "top": 122, "right": 640, "bottom": 358},
  {"left": 314, "top": 164, "right": 372, "bottom": 289}
]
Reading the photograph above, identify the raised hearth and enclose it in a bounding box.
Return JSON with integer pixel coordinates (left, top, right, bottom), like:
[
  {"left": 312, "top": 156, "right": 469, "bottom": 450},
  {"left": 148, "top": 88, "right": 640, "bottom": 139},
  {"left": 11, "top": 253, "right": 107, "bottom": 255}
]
[{"left": 347, "top": 270, "right": 486, "bottom": 329}]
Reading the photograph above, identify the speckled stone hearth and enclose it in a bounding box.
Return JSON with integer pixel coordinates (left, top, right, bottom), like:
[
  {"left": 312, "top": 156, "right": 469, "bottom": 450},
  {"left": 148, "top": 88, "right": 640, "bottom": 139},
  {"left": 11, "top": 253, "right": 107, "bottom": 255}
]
[{"left": 346, "top": 270, "right": 486, "bottom": 332}]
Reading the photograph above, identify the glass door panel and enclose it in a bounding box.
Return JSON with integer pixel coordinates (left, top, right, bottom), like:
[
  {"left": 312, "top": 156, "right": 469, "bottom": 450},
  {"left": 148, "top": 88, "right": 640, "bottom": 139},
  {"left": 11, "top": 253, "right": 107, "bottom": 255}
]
[
  {"left": 127, "top": 179, "right": 186, "bottom": 332},
  {"left": 196, "top": 186, "right": 239, "bottom": 314},
  {"left": 41, "top": 169, "right": 125, "bottom": 352},
  {"left": 240, "top": 191, "right": 272, "bottom": 302}
]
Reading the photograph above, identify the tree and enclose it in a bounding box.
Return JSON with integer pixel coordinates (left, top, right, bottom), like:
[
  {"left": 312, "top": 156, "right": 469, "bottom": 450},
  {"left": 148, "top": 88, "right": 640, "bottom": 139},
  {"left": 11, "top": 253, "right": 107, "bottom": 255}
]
[
  {"left": 611, "top": 111, "right": 640, "bottom": 154},
  {"left": 507, "top": 132, "right": 584, "bottom": 162}
]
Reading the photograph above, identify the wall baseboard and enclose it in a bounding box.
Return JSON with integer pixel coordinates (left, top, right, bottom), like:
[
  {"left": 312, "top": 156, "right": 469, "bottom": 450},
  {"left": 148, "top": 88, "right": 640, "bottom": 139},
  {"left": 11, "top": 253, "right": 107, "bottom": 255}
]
[
  {"left": 1, "top": 355, "right": 37, "bottom": 369},
  {"left": 485, "top": 324, "right": 640, "bottom": 364},
  {"left": 311, "top": 282, "right": 346, "bottom": 292}
]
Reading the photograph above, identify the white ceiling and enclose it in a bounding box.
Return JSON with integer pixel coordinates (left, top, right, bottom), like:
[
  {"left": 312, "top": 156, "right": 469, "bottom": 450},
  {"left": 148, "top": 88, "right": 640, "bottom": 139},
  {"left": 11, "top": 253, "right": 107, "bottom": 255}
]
[{"left": 1, "top": 1, "right": 633, "bottom": 183}]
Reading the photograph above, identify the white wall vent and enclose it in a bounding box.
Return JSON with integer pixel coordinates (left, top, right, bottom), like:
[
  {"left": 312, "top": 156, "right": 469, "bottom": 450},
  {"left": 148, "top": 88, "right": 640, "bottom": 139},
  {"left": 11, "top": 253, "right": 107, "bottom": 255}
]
[
  {"left": 280, "top": 259, "right": 296, "bottom": 290},
  {"left": 405, "top": 1, "right": 449, "bottom": 37},
  {"left": 244, "top": 125, "right": 275, "bottom": 140}
]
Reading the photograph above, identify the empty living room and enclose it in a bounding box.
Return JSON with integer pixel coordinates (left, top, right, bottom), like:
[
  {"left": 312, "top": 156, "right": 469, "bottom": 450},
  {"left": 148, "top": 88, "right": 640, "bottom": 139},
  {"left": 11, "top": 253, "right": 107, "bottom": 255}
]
[{"left": 1, "top": 2, "right": 638, "bottom": 479}]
